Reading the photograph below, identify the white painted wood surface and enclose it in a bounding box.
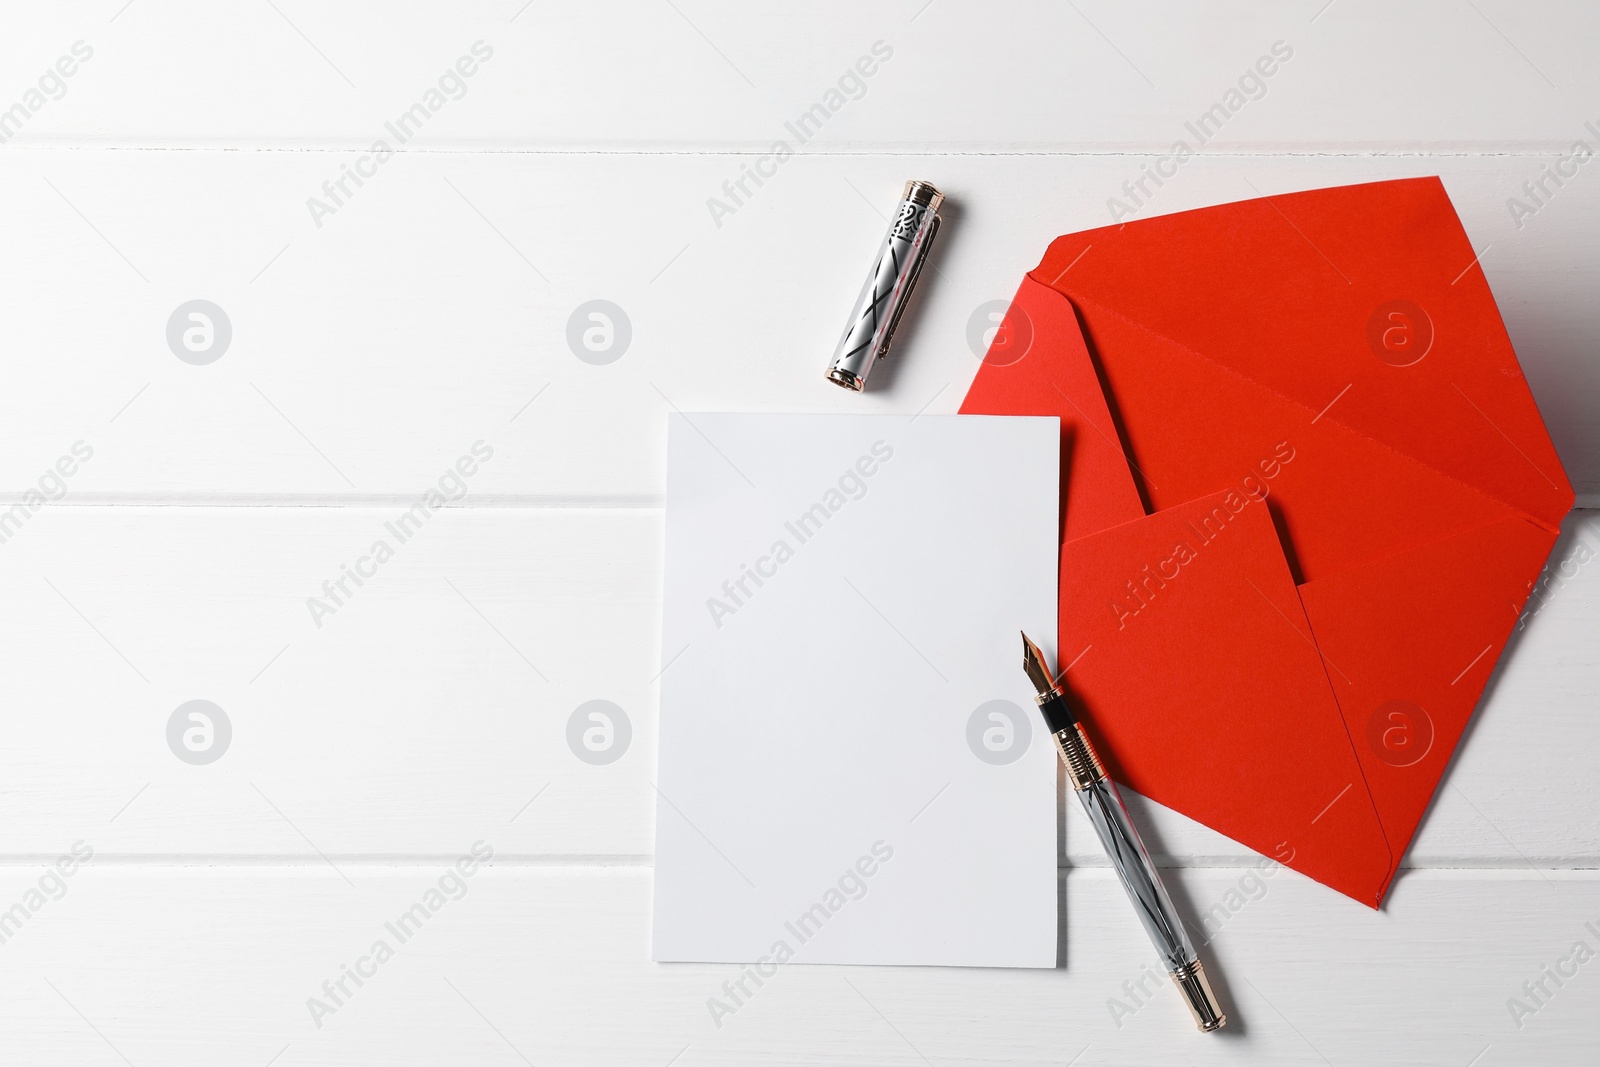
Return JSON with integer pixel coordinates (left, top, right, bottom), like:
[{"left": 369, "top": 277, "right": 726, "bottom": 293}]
[{"left": 3, "top": 1, "right": 1598, "bottom": 1062}]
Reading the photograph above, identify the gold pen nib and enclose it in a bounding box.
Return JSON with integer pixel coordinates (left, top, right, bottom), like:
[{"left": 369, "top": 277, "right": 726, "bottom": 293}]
[{"left": 1020, "top": 631, "right": 1058, "bottom": 698}]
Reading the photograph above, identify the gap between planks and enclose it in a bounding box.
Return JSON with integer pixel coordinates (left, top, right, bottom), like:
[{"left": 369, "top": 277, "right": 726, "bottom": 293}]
[
  {"left": 0, "top": 142, "right": 1596, "bottom": 158},
  {"left": 7, "top": 495, "right": 667, "bottom": 508},
  {"left": 10, "top": 497, "right": 1600, "bottom": 511},
  {"left": 0, "top": 855, "right": 1594, "bottom": 873}
]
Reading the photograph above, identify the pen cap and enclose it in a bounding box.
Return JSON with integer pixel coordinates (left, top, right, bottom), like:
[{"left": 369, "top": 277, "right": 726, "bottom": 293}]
[{"left": 825, "top": 181, "right": 943, "bottom": 391}]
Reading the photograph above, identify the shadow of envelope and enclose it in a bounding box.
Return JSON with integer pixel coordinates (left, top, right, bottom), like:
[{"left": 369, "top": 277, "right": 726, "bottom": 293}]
[{"left": 962, "top": 177, "right": 1573, "bottom": 907}]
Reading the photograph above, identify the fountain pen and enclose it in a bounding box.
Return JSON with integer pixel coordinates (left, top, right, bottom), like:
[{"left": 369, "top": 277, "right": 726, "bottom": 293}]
[{"left": 1022, "top": 632, "right": 1227, "bottom": 1032}]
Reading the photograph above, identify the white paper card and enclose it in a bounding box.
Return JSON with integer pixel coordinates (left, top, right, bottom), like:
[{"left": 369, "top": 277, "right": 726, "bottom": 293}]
[{"left": 653, "top": 413, "right": 1060, "bottom": 968}]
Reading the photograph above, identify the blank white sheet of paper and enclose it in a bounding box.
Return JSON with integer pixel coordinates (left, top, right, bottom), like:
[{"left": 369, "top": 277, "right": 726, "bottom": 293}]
[{"left": 652, "top": 413, "right": 1060, "bottom": 968}]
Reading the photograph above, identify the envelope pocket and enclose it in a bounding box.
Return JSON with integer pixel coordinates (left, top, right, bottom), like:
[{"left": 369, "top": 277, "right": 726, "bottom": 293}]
[{"left": 1060, "top": 491, "right": 1394, "bottom": 904}]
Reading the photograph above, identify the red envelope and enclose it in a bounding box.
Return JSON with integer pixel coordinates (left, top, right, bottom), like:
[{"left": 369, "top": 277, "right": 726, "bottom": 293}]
[{"left": 961, "top": 178, "right": 1572, "bottom": 906}]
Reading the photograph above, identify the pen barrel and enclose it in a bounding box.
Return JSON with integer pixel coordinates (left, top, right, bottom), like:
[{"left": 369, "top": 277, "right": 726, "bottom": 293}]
[
  {"left": 1072, "top": 773, "right": 1197, "bottom": 973},
  {"left": 1062, "top": 731, "right": 1225, "bottom": 1031},
  {"left": 825, "top": 180, "right": 943, "bottom": 391}
]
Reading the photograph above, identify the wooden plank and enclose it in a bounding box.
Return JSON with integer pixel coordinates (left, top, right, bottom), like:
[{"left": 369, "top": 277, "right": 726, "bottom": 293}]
[
  {"left": 3, "top": 1, "right": 1597, "bottom": 149},
  {"left": 2, "top": 149, "right": 1596, "bottom": 500},
  {"left": 0, "top": 505, "right": 663, "bottom": 859},
  {"left": 0, "top": 863, "right": 1594, "bottom": 1063},
  {"left": 3, "top": 505, "right": 1594, "bottom": 864}
]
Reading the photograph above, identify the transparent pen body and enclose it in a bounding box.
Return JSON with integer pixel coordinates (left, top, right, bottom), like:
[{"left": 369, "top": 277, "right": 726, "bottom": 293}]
[
  {"left": 1031, "top": 662, "right": 1225, "bottom": 1032},
  {"left": 1056, "top": 722, "right": 1225, "bottom": 1032},
  {"left": 1075, "top": 774, "right": 1196, "bottom": 972}
]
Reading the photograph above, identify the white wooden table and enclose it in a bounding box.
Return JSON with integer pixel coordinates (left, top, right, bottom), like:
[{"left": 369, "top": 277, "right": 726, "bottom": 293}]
[{"left": 2, "top": 2, "right": 1597, "bottom": 1063}]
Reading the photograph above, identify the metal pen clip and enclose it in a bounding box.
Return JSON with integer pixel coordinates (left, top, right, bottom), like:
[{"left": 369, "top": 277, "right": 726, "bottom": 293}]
[{"left": 825, "top": 180, "right": 944, "bottom": 392}]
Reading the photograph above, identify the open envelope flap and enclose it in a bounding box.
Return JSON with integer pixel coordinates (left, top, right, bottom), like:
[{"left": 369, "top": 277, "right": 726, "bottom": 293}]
[
  {"left": 1060, "top": 491, "right": 1394, "bottom": 905},
  {"left": 1058, "top": 290, "right": 1526, "bottom": 583},
  {"left": 1034, "top": 177, "right": 1573, "bottom": 533}
]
